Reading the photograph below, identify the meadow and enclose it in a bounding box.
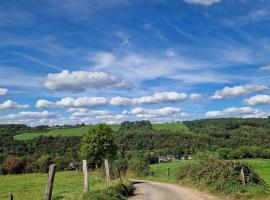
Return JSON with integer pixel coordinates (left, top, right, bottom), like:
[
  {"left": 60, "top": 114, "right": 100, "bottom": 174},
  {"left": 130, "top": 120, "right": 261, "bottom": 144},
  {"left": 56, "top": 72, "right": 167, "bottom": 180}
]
[
  {"left": 0, "top": 171, "right": 107, "bottom": 200},
  {"left": 14, "top": 122, "right": 188, "bottom": 140}
]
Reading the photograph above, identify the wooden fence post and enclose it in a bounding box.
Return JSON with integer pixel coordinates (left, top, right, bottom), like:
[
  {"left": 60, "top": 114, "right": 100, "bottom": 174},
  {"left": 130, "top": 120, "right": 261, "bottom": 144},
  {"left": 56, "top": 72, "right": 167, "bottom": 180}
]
[
  {"left": 240, "top": 167, "right": 246, "bottom": 185},
  {"left": 44, "top": 164, "right": 56, "bottom": 200},
  {"left": 10, "top": 193, "right": 13, "bottom": 200},
  {"left": 104, "top": 159, "right": 111, "bottom": 186},
  {"left": 167, "top": 167, "right": 170, "bottom": 177},
  {"left": 83, "top": 160, "right": 89, "bottom": 193}
]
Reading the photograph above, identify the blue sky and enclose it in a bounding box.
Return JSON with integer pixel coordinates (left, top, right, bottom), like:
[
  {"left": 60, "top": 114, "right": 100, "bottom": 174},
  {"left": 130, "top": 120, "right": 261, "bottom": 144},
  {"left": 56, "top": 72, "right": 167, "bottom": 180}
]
[{"left": 1, "top": 0, "right": 270, "bottom": 126}]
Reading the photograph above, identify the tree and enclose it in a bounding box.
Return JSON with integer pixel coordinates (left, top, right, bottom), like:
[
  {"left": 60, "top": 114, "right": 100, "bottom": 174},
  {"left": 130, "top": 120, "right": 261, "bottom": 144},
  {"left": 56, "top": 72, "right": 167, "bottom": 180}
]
[{"left": 80, "top": 124, "right": 117, "bottom": 168}]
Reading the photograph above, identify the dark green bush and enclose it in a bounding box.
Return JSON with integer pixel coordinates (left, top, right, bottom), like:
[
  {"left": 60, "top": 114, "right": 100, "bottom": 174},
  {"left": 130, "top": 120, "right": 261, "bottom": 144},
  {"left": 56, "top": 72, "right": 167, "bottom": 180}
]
[{"left": 179, "top": 155, "right": 264, "bottom": 193}]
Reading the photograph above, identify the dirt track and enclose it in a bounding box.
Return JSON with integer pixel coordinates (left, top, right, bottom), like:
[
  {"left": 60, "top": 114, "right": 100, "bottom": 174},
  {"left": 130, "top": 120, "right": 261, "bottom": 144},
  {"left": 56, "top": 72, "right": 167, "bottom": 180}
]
[{"left": 129, "top": 180, "right": 220, "bottom": 200}]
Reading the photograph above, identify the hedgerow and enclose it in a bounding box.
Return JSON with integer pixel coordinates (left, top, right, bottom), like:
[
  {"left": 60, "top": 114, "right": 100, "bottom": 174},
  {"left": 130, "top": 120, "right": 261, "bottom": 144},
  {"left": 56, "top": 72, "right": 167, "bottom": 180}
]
[{"left": 178, "top": 154, "right": 264, "bottom": 194}]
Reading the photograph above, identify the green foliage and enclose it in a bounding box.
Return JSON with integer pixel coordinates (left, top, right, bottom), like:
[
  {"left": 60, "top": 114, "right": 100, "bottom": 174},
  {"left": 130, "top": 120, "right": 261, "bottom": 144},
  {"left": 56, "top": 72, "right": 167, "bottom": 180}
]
[
  {"left": 127, "top": 153, "right": 150, "bottom": 177},
  {"left": 179, "top": 154, "right": 264, "bottom": 193},
  {"left": 118, "top": 120, "right": 153, "bottom": 132},
  {"left": 0, "top": 124, "right": 30, "bottom": 136},
  {"left": 36, "top": 155, "right": 52, "bottom": 173},
  {"left": 80, "top": 124, "right": 117, "bottom": 168},
  {"left": 216, "top": 146, "right": 270, "bottom": 159},
  {"left": 83, "top": 183, "right": 134, "bottom": 200}
]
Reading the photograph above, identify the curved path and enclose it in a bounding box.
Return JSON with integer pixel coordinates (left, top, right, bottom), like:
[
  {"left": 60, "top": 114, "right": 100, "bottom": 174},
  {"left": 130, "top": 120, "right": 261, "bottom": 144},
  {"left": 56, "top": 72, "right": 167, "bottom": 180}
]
[{"left": 129, "top": 180, "right": 220, "bottom": 200}]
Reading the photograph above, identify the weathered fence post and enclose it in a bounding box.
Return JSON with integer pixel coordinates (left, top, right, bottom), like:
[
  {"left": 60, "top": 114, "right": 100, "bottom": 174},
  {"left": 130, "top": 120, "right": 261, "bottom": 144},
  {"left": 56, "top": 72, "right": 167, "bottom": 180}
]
[
  {"left": 83, "top": 160, "right": 89, "bottom": 193},
  {"left": 167, "top": 167, "right": 170, "bottom": 177},
  {"left": 10, "top": 193, "right": 13, "bottom": 200},
  {"left": 104, "top": 159, "right": 111, "bottom": 186},
  {"left": 44, "top": 164, "right": 56, "bottom": 200},
  {"left": 240, "top": 167, "right": 246, "bottom": 185}
]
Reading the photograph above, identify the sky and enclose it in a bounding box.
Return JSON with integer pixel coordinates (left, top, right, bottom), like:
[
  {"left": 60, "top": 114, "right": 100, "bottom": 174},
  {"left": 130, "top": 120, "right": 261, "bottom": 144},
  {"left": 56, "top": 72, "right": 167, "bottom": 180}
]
[{"left": 1, "top": 0, "right": 270, "bottom": 126}]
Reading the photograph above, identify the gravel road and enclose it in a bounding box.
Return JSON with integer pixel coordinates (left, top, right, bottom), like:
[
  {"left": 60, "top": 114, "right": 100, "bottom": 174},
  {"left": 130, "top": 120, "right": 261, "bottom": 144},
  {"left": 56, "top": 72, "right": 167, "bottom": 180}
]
[{"left": 129, "top": 180, "right": 220, "bottom": 200}]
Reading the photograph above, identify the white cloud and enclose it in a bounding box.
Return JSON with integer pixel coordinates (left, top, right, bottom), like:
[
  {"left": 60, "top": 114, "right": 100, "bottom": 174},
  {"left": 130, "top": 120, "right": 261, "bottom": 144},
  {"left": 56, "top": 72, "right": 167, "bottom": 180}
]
[
  {"left": 245, "top": 95, "right": 270, "bottom": 106},
  {"left": 184, "top": 0, "right": 221, "bottom": 6},
  {"left": 37, "top": 97, "right": 109, "bottom": 108},
  {"left": 127, "top": 106, "right": 190, "bottom": 119},
  {"left": 0, "top": 100, "right": 29, "bottom": 111},
  {"left": 19, "top": 111, "right": 57, "bottom": 119},
  {"left": 130, "top": 107, "right": 181, "bottom": 117},
  {"left": 57, "top": 97, "right": 109, "bottom": 108},
  {"left": 44, "top": 70, "right": 129, "bottom": 92},
  {"left": 36, "top": 92, "right": 189, "bottom": 108},
  {"left": 70, "top": 108, "right": 112, "bottom": 118},
  {"left": 205, "top": 107, "right": 260, "bottom": 118},
  {"left": 0, "top": 110, "right": 59, "bottom": 126},
  {"left": 259, "top": 64, "right": 270, "bottom": 71},
  {"left": 189, "top": 93, "right": 203, "bottom": 101},
  {"left": 0, "top": 88, "right": 8, "bottom": 95},
  {"left": 36, "top": 99, "right": 56, "bottom": 108},
  {"left": 211, "top": 85, "right": 268, "bottom": 99},
  {"left": 110, "top": 97, "right": 131, "bottom": 106},
  {"left": 132, "top": 92, "right": 188, "bottom": 105}
]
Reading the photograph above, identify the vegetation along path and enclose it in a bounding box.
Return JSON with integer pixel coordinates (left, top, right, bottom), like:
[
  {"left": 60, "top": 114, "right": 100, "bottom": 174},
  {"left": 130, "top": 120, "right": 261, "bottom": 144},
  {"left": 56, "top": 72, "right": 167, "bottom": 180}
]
[{"left": 129, "top": 180, "right": 219, "bottom": 200}]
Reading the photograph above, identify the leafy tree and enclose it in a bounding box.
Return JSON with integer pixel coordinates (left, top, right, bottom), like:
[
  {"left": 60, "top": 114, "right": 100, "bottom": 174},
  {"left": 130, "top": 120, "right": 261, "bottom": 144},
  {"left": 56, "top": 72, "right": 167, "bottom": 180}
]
[{"left": 80, "top": 124, "right": 117, "bottom": 168}]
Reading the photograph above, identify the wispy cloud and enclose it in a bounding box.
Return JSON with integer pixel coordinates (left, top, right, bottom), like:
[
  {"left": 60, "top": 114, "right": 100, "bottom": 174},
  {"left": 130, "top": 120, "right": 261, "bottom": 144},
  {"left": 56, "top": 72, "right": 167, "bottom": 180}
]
[{"left": 183, "top": 0, "right": 221, "bottom": 6}]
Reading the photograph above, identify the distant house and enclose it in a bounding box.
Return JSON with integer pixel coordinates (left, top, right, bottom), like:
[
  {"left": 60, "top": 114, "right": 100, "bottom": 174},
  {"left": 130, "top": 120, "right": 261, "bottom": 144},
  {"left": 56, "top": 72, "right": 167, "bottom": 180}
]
[
  {"left": 68, "top": 162, "right": 80, "bottom": 171},
  {"left": 181, "top": 155, "right": 192, "bottom": 160},
  {"left": 158, "top": 154, "right": 176, "bottom": 163}
]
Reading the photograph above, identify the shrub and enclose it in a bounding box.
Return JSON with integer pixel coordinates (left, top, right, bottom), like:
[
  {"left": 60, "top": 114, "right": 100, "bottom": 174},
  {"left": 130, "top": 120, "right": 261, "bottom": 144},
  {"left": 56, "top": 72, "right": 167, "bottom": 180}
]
[
  {"left": 36, "top": 155, "right": 52, "bottom": 173},
  {"left": 128, "top": 156, "right": 150, "bottom": 177},
  {"left": 179, "top": 154, "right": 264, "bottom": 193},
  {"left": 0, "top": 155, "right": 24, "bottom": 174}
]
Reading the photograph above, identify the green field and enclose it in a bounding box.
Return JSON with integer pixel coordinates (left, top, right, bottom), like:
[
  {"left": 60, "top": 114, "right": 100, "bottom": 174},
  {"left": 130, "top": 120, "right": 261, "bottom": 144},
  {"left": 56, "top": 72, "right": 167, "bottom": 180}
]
[
  {"left": 246, "top": 159, "right": 270, "bottom": 184},
  {"left": 14, "top": 124, "right": 120, "bottom": 140},
  {"left": 15, "top": 122, "right": 188, "bottom": 140},
  {"left": 148, "top": 160, "right": 192, "bottom": 183},
  {"left": 0, "top": 171, "right": 107, "bottom": 200}
]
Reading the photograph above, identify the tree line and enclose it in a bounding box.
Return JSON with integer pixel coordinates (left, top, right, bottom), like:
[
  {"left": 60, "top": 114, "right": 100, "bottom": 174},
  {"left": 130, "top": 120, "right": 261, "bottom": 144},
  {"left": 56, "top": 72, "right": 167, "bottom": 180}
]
[{"left": 1, "top": 118, "right": 270, "bottom": 174}]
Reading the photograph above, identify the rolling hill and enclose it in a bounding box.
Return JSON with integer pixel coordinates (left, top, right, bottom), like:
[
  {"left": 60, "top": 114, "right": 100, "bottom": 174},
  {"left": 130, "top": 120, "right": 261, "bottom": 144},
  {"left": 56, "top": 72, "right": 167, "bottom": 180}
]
[{"left": 14, "top": 122, "right": 188, "bottom": 140}]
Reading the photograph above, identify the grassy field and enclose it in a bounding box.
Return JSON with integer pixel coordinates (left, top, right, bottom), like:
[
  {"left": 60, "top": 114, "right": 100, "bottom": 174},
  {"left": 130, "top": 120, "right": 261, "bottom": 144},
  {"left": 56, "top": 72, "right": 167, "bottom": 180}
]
[
  {"left": 14, "top": 125, "right": 120, "bottom": 140},
  {"left": 246, "top": 159, "right": 270, "bottom": 184},
  {"left": 148, "top": 160, "right": 191, "bottom": 183},
  {"left": 15, "top": 122, "right": 188, "bottom": 140},
  {"left": 0, "top": 171, "right": 107, "bottom": 200}
]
